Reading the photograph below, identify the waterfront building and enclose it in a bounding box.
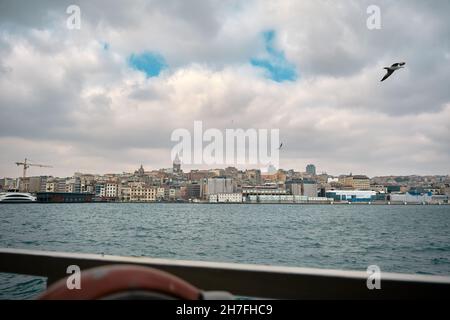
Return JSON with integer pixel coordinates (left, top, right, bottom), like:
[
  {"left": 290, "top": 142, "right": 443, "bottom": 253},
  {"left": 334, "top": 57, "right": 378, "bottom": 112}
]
[
  {"left": 119, "top": 186, "right": 131, "bottom": 202},
  {"left": 81, "top": 183, "right": 94, "bottom": 194},
  {"left": 46, "top": 178, "right": 66, "bottom": 193},
  {"left": 251, "top": 195, "right": 295, "bottom": 203},
  {"left": 429, "top": 195, "right": 449, "bottom": 204},
  {"left": 27, "top": 176, "right": 49, "bottom": 193},
  {"left": 285, "top": 180, "right": 318, "bottom": 197},
  {"left": 100, "top": 183, "right": 118, "bottom": 199},
  {"left": 169, "top": 187, "right": 181, "bottom": 201},
  {"left": 218, "top": 193, "right": 242, "bottom": 203},
  {"left": 186, "top": 183, "right": 202, "bottom": 200},
  {"left": 389, "top": 192, "right": 424, "bottom": 204},
  {"left": 209, "top": 193, "right": 243, "bottom": 203},
  {"left": 285, "top": 180, "right": 302, "bottom": 195},
  {"left": 130, "top": 184, "right": 156, "bottom": 202},
  {"left": 206, "top": 177, "right": 234, "bottom": 195},
  {"left": 242, "top": 185, "right": 287, "bottom": 196},
  {"left": 94, "top": 182, "right": 105, "bottom": 196},
  {"left": 45, "top": 181, "right": 55, "bottom": 192},
  {"left": 65, "top": 177, "right": 81, "bottom": 193},
  {"left": 326, "top": 190, "right": 377, "bottom": 203},
  {"left": 156, "top": 187, "right": 166, "bottom": 200},
  {"left": 180, "top": 186, "right": 188, "bottom": 200},
  {"left": 303, "top": 181, "right": 318, "bottom": 198},
  {"left": 247, "top": 194, "right": 331, "bottom": 204},
  {"left": 18, "top": 177, "right": 30, "bottom": 192},
  {"left": 388, "top": 191, "right": 446, "bottom": 204}
]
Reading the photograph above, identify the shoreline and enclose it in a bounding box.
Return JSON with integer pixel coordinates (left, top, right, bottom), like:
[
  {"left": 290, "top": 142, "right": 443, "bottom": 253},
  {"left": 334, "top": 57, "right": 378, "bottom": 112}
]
[{"left": 1, "top": 202, "right": 448, "bottom": 206}]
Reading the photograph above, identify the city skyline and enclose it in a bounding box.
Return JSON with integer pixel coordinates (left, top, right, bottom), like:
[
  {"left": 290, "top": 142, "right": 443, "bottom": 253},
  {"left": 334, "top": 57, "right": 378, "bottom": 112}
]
[
  {"left": 1, "top": 1, "right": 449, "bottom": 177},
  {"left": 1, "top": 160, "right": 449, "bottom": 180},
  {"left": 2, "top": 159, "right": 448, "bottom": 205}
]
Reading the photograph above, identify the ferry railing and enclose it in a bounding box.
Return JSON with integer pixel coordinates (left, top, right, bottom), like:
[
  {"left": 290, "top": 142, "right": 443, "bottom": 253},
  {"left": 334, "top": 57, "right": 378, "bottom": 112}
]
[{"left": 1, "top": 248, "right": 449, "bottom": 299}]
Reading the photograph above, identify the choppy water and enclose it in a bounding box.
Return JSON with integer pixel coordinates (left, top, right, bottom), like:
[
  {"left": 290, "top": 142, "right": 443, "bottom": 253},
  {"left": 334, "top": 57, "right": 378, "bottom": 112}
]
[{"left": 0, "top": 203, "right": 449, "bottom": 299}]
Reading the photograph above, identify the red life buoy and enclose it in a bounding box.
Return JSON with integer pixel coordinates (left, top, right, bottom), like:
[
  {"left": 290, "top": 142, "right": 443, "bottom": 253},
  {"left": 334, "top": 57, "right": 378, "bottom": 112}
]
[{"left": 38, "top": 264, "right": 201, "bottom": 300}]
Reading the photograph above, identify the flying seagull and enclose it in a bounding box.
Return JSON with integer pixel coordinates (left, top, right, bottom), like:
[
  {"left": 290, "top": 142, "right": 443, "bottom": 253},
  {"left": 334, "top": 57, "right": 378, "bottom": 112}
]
[{"left": 381, "top": 62, "right": 406, "bottom": 82}]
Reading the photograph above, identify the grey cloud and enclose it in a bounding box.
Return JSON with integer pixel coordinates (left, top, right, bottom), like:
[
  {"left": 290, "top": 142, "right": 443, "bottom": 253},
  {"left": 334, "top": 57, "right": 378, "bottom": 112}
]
[{"left": 0, "top": 0, "right": 449, "bottom": 177}]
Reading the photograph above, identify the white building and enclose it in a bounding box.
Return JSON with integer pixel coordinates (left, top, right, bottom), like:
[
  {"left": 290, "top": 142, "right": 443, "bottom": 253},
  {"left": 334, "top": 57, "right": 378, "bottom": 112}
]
[
  {"left": 326, "top": 190, "right": 377, "bottom": 203},
  {"left": 390, "top": 192, "right": 433, "bottom": 204},
  {"left": 209, "top": 193, "right": 243, "bottom": 203},
  {"left": 101, "top": 183, "right": 118, "bottom": 198},
  {"left": 247, "top": 195, "right": 331, "bottom": 204}
]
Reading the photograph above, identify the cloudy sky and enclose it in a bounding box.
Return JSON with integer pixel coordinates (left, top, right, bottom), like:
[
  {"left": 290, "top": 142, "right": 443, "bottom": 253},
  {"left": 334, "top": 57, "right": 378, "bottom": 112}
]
[{"left": 0, "top": 0, "right": 449, "bottom": 177}]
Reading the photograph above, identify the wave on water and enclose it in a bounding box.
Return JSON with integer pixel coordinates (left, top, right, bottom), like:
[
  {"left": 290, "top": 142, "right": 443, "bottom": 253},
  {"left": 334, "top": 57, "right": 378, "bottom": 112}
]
[{"left": 0, "top": 273, "right": 46, "bottom": 300}]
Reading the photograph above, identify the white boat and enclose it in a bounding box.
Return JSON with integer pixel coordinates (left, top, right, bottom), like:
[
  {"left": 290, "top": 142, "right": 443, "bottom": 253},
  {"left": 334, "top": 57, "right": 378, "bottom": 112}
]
[{"left": 0, "top": 192, "right": 37, "bottom": 203}]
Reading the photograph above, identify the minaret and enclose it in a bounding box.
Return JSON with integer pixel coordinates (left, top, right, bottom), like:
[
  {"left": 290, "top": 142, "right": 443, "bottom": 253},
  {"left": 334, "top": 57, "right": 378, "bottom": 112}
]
[
  {"left": 137, "top": 164, "right": 144, "bottom": 177},
  {"left": 173, "top": 154, "right": 181, "bottom": 173}
]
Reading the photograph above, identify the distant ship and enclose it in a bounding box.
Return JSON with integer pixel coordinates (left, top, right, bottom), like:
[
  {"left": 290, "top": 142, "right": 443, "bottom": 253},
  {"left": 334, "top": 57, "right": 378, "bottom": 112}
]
[{"left": 0, "top": 192, "right": 37, "bottom": 203}]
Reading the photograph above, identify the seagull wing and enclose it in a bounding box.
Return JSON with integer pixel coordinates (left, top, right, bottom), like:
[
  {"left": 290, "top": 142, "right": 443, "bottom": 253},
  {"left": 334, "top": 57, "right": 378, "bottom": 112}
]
[
  {"left": 391, "top": 62, "right": 406, "bottom": 67},
  {"left": 381, "top": 69, "right": 394, "bottom": 82}
]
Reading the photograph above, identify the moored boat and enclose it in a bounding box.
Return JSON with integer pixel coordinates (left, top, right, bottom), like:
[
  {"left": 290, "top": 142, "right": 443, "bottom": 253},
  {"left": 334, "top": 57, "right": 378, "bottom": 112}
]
[{"left": 0, "top": 192, "right": 37, "bottom": 203}]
